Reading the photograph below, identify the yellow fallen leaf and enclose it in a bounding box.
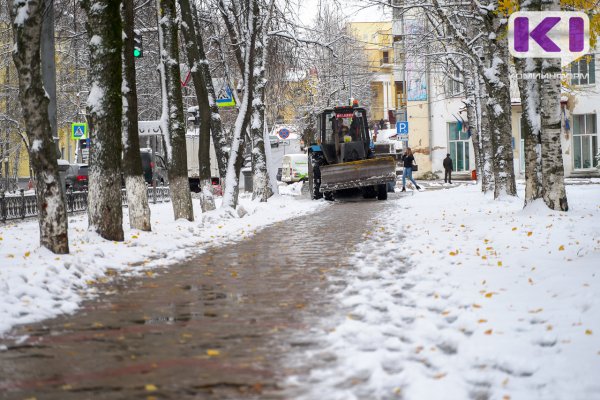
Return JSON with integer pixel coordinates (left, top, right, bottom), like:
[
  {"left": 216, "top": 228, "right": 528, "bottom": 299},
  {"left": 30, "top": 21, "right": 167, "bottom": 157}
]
[
  {"left": 449, "top": 251, "right": 457, "bottom": 256},
  {"left": 230, "top": 271, "right": 238, "bottom": 278},
  {"left": 497, "top": 261, "right": 503, "bottom": 267},
  {"left": 585, "top": 329, "right": 593, "bottom": 335},
  {"left": 486, "top": 247, "right": 493, "bottom": 251},
  {"left": 478, "top": 319, "right": 488, "bottom": 323},
  {"left": 131, "top": 235, "right": 138, "bottom": 239},
  {"left": 527, "top": 232, "right": 533, "bottom": 237},
  {"left": 529, "top": 308, "right": 543, "bottom": 314},
  {"left": 61, "top": 384, "right": 73, "bottom": 390},
  {"left": 207, "top": 349, "right": 220, "bottom": 356},
  {"left": 481, "top": 255, "right": 487, "bottom": 260},
  {"left": 485, "top": 292, "right": 494, "bottom": 298},
  {"left": 558, "top": 245, "right": 565, "bottom": 251},
  {"left": 546, "top": 325, "right": 553, "bottom": 331},
  {"left": 145, "top": 384, "right": 158, "bottom": 392},
  {"left": 433, "top": 372, "right": 447, "bottom": 379},
  {"left": 92, "top": 322, "right": 104, "bottom": 328},
  {"left": 6, "top": 254, "right": 14, "bottom": 258},
  {"left": 484, "top": 329, "right": 493, "bottom": 335},
  {"left": 181, "top": 333, "right": 192, "bottom": 339},
  {"left": 145, "top": 271, "right": 154, "bottom": 278},
  {"left": 512, "top": 227, "right": 517, "bottom": 231},
  {"left": 472, "top": 304, "right": 482, "bottom": 308},
  {"left": 24, "top": 251, "right": 31, "bottom": 257}
]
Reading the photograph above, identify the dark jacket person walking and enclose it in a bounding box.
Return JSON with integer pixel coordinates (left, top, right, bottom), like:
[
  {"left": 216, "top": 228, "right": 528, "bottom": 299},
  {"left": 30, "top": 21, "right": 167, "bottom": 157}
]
[
  {"left": 443, "top": 153, "right": 453, "bottom": 184},
  {"left": 401, "top": 148, "right": 421, "bottom": 191}
]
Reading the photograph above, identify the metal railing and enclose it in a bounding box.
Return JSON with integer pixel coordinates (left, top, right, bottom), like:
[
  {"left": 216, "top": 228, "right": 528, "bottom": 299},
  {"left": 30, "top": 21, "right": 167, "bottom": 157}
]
[{"left": 0, "top": 186, "right": 170, "bottom": 223}]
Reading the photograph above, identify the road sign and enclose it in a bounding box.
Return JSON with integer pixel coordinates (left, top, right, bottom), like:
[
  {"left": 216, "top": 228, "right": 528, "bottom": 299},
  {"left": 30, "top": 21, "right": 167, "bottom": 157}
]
[
  {"left": 281, "top": 140, "right": 290, "bottom": 146},
  {"left": 213, "top": 78, "right": 236, "bottom": 108},
  {"left": 71, "top": 123, "right": 88, "bottom": 140},
  {"left": 278, "top": 128, "right": 290, "bottom": 140},
  {"left": 396, "top": 121, "right": 408, "bottom": 135}
]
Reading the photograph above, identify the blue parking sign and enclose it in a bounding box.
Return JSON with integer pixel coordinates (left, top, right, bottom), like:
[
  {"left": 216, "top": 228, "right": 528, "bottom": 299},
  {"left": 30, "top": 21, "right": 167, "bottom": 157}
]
[{"left": 396, "top": 121, "right": 408, "bottom": 135}]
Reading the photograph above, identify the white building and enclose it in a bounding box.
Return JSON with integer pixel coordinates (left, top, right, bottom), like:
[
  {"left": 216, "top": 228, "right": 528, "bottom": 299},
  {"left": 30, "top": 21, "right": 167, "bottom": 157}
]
[{"left": 418, "top": 54, "right": 599, "bottom": 180}]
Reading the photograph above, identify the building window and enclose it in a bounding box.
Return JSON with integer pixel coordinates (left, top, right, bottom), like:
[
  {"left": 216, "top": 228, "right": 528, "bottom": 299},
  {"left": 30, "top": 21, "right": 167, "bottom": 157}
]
[
  {"left": 382, "top": 51, "right": 389, "bottom": 64},
  {"left": 448, "top": 122, "right": 470, "bottom": 172},
  {"left": 570, "top": 55, "right": 596, "bottom": 86},
  {"left": 519, "top": 114, "right": 532, "bottom": 173},
  {"left": 572, "top": 114, "right": 598, "bottom": 169},
  {"left": 447, "top": 68, "right": 463, "bottom": 96}
]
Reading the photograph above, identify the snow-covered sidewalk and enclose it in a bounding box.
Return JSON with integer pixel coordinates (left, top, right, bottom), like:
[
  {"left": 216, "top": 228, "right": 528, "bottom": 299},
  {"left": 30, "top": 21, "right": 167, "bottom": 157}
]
[
  {"left": 0, "top": 190, "right": 323, "bottom": 338},
  {"left": 288, "top": 183, "right": 600, "bottom": 400}
]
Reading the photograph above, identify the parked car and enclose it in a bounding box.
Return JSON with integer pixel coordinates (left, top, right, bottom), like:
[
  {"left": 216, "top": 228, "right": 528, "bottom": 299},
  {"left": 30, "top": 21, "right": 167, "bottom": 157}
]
[
  {"left": 269, "top": 135, "right": 280, "bottom": 148},
  {"left": 65, "top": 164, "right": 88, "bottom": 191},
  {"left": 140, "top": 150, "right": 169, "bottom": 185},
  {"left": 281, "top": 154, "right": 308, "bottom": 183}
]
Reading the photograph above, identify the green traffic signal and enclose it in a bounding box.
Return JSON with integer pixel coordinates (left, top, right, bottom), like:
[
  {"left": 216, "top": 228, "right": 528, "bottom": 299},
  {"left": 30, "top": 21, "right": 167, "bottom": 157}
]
[{"left": 133, "top": 30, "right": 143, "bottom": 58}]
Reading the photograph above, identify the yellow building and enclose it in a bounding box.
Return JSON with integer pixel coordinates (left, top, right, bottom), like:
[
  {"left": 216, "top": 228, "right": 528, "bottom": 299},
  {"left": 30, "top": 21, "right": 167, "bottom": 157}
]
[{"left": 348, "top": 22, "right": 402, "bottom": 122}]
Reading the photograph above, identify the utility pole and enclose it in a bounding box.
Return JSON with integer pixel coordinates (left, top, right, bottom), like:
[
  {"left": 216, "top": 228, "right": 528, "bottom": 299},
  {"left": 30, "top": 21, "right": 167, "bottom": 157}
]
[{"left": 41, "top": 0, "right": 59, "bottom": 157}]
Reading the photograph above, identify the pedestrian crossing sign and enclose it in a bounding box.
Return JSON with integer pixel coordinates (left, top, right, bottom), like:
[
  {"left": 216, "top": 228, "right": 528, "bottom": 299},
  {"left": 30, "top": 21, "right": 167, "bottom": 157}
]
[{"left": 71, "top": 123, "right": 88, "bottom": 140}]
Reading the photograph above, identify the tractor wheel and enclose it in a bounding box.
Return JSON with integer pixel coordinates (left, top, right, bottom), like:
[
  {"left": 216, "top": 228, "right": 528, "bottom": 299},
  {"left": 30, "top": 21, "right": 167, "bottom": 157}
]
[
  {"left": 308, "top": 152, "right": 323, "bottom": 200},
  {"left": 377, "top": 184, "right": 388, "bottom": 200},
  {"left": 362, "top": 185, "right": 377, "bottom": 199},
  {"left": 324, "top": 191, "right": 335, "bottom": 201}
]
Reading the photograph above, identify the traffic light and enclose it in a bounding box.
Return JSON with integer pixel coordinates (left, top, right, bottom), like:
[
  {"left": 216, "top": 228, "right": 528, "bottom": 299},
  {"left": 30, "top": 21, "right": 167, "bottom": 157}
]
[{"left": 133, "top": 30, "right": 143, "bottom": 58}]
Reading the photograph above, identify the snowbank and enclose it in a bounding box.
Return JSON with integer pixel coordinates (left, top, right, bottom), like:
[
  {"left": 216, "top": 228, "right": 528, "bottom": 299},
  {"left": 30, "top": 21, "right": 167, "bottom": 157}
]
[
  {"left": 288, "top": 183, "right": 600, "bottom": 399},
  {"left": 0, "top": 192, "right": 323, "bottom": 337}
]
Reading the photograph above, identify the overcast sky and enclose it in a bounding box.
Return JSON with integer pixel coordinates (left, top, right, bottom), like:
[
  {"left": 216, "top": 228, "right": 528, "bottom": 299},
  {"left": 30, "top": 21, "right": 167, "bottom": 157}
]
[{"left": 295, "top": 0, "right": 391, "bottom": 25}]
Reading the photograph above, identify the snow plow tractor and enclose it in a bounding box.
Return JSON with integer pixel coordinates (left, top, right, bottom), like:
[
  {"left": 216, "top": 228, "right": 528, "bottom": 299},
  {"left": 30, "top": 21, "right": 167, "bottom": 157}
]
[{"left": 307, "top": 105, "right": 396, "bottom": 201}]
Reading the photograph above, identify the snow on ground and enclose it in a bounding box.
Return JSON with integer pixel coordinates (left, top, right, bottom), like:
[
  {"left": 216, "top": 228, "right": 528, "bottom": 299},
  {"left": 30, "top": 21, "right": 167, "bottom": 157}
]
[
  {"left": 0, "top": 190, "right": 323, "bottom": 338},
  {"left": 287, "top": 183, "right": 600, "bottom": 400}
]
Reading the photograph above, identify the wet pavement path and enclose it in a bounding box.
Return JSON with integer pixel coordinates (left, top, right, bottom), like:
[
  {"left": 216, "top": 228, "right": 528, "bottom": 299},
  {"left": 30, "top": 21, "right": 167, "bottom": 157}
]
[{"left": 0, "top": 196, "right": 394, "bottom": 399}]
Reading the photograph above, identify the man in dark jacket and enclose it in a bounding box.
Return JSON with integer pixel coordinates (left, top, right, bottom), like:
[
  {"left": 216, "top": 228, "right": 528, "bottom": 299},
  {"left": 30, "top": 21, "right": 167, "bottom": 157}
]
[{"left": 443, "top": 153, "right": 453, "bottom": 184}]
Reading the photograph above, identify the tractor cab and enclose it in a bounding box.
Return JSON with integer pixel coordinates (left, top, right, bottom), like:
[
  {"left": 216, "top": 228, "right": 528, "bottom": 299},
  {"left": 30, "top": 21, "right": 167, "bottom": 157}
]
[{"left": 319, "top": 106, "right": 371, "bottom": 165}]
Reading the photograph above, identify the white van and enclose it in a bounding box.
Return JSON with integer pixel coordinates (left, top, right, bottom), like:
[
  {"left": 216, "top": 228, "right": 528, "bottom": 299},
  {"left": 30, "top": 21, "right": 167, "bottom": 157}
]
[{"left": 281, "top": 154, "right": 309, "bottom": 183}]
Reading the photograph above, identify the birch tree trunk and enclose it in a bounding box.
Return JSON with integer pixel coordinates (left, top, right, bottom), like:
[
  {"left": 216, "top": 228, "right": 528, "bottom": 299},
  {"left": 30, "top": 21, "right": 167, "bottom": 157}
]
[
  {"left": 122, "top": 0, "right": 151, "bottom": 230},
  {"left": 82, "top": 0, "right": 124, "bottom": 241},
  {"left": 221, "top": 0, "right": 259, "bottom": 210},
  {"left": 178, "top": 0, "right": 215, "bottom": 212},
  {"left": 515, "top": 57, "right": 544, "bottom": 205},
  {"left": 539, "top": 57, "right": 568, "bottom": 210},
  {"left": 250, "top": 34, "right": 272, "bottom": 202},
  {"left": 9, "top": 0, "right": 69, "bottom": 253},
  {"left": 477, "top": 74, "right": 495, "bottom": 193},
  {"left": 189, "top": 0, "right": 228, "bottom": 181},
  {"left": 483, "top": 35, "right": 517, "bottom": 198},
  {"left": 464, "top": 63, "right": 483, "bottom": 184},
  {"left": 157, "top": 0, "right": 194, "bottom": 221},
  {"left": 539, "top": 0, "right": 568, "bottom": 211}
]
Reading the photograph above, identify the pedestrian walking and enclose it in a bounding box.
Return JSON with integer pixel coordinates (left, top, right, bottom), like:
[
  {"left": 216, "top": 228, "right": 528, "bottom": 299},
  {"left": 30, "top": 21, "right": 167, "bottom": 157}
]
[
  {"left": 401, "top": 148, "right": 421, "bottom": 191},
  {"left": 443, "top": 153, "right": 453, "bottom": 184}
]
